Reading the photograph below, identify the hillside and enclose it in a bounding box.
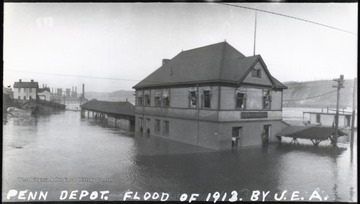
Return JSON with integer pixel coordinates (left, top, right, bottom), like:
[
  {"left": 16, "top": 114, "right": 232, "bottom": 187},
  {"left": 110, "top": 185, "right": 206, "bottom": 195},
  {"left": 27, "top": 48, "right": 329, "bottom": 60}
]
[
  {"left": 283, "top": 79, "right": 357, "bottom": 109},
  {"left": 85, "top": 90, "right": 135, "bottom": 104}
]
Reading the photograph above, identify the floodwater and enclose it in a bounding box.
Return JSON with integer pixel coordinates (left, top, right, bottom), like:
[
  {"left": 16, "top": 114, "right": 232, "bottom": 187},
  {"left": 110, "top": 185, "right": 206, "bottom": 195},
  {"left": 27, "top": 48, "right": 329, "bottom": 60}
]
[{"left": 2, "top": 110, "right": 357, "bottom": 202}]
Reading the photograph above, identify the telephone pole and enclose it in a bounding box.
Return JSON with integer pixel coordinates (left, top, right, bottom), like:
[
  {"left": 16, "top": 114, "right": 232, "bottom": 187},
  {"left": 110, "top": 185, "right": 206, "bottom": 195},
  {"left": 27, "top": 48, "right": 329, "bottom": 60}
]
[
  {"left": 253, "top": 11, "right": 257, "bottom": 56},
  {"left": 350, "top": 78, "right": 357, "bottom": 150},
  {"left": 332, "top": 74, "right": 345, "bottom": 147}
]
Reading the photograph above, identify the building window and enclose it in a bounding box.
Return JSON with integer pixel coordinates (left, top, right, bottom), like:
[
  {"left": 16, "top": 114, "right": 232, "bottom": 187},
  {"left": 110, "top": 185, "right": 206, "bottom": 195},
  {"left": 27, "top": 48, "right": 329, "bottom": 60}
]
[
  {"left": 144, "top": 90, "right": 150, "bottom": 106},
  {"left": 18, "top": 96, "right": 20, "bottom": 100},
  {"left": 263, "top": 89, "right": 272, "bottom": 109},
  {"left": 202, "top": 89, "right": 211, "bottom": 108},
  {"left": 162, "top": 89, "right": 170, "bottom": 107},
  {"left": 29, "top": 96, "right": 32, "bottom": 100},
  {"left": 188, "top": 88, "right": 197, "bottom": 108},
  {"left": 23, "top": 96, "right": 27, "bottom": 100},
  {"left": 235, "top": 89, "right": 247, "bottom": 109},
  {"left": 18, "top": 88, "right": 21, "bottom": 92},
  {"left": 139, "top": 117, "right": 143, "bottom": 132},
  {"left": 155, "top": 119, "right": 161, "bottom": 134},
  {"left": 163, "top": 120, "right": 169, "bottom": 136},
  {"left": 252, "top": 67, "right": 261, "bottom": 78},
  {"left": 316, "top": 114, "right": 321, "bottom": 123},
  {"left": 137, "top": 96, "right": 143, "bottom": 106},
  {"left": 154, "top": 90, "right": 162, "bottom": 107},
  {"left": 29, "top": 88, "right": 32, "bottom": 93}
]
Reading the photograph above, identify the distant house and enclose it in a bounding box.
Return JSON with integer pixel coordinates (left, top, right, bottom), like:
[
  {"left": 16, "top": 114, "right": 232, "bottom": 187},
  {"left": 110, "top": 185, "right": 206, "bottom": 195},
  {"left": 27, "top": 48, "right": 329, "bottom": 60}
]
[
  {"left": 81, "top": 99, "right": 135, "bottom": 131},
  {"left": 38, "top": 87, "right": 51, "bottom": 101},
  {"left": 13, "top": 79, "right": 38, "bottom": 101},
  {"left": 133, "top": 42, "right": 288, "bottom": 150}
]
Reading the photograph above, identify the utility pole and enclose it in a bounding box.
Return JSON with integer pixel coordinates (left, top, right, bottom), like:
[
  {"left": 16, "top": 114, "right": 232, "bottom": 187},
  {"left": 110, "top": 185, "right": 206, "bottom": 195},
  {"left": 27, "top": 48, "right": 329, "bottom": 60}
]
[
  {"left": 350, "top": 78, "right": 357, "bottom": 149},
  {"left": 253, "top": 11, "right": 257, "bottom": 56},
  {"left": 332, "top": 74, "right": 345, "bottom": 147}
]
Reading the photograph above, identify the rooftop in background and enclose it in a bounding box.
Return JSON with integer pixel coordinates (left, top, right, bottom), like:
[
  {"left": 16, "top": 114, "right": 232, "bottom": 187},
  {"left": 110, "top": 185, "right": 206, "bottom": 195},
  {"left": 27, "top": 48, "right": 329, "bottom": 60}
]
[
  {"left": 133, "top": 41, "right": 287, "bottom": 89},
  {"left": 13, "top": 79, "right": 39, "bottom": 89},
  {"left": 81, "top": 99, "right": 135, "bottom": 117},
  {"left": 38, "top": 87, "right": 51, "bottom": 92},
  {"left": 3, "top": 86, "right": 12, "bottom": 95}
]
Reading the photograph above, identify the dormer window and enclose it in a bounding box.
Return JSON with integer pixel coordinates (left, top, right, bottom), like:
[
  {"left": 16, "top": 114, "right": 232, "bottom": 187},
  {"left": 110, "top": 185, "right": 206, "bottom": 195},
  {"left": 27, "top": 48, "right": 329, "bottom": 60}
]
[{"left": 252, "top": 67, "right": 261, "bottom": 78}]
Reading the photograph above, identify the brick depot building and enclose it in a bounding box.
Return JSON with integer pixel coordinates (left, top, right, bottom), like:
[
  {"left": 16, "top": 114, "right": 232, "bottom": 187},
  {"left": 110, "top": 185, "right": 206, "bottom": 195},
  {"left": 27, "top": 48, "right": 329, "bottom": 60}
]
[{"left": 133, "top": 42, "right": 288, "bottom": 150}]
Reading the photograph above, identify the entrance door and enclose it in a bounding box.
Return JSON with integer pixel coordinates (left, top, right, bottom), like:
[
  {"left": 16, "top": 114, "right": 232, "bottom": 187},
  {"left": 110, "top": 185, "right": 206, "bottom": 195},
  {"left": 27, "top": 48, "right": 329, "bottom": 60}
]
[
  {"left": 232, "top": 127, "right": 243, "bottom": 149},
  {"left": 262, "top": 125, "right": 271, "bottom": 144},
  {"left": 145, "top": 118, "right": 151, "bottom": 135}
]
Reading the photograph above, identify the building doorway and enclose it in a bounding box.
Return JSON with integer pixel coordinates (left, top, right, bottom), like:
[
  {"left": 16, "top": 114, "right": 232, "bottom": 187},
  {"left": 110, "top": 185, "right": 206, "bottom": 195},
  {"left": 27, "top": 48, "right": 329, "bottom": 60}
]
[
  {"left": 262, "top": 125, "right": 271, "bottom": 144},
  {"left": 145, "top": 118, "right": 151, "bottom": 135},
  {"left": 232, "top": 127, "right": 243, "bottom": 149}
]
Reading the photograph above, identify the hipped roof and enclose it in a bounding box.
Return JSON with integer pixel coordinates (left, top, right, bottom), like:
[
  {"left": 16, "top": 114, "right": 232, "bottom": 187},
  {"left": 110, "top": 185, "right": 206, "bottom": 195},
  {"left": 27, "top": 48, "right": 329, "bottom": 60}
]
[
  {"left": 81, "top": 99, "right": 135, "bottom": 117},
  {"left": 133, "top": 42, "right": 287, "bottom": 89}
]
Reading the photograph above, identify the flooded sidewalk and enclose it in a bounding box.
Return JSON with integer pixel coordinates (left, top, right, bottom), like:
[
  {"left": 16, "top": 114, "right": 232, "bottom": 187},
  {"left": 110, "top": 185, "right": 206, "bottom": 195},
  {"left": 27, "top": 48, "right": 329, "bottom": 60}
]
[{"left": 2, "top": 111, "right": 357, "bottom": 202}]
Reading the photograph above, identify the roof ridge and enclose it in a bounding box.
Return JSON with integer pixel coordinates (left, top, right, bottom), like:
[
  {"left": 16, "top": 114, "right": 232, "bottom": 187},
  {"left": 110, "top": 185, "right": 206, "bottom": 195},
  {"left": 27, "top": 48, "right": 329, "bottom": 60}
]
[{"left": 182, "top": 41, "right": 226, "bottom": 53}]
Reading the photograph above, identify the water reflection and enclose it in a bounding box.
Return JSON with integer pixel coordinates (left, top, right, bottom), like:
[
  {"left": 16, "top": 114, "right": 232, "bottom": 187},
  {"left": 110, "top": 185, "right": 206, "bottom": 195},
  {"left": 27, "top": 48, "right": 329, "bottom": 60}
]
[{"left": 2, "top": 111, "right": 357, "bottom": 202}]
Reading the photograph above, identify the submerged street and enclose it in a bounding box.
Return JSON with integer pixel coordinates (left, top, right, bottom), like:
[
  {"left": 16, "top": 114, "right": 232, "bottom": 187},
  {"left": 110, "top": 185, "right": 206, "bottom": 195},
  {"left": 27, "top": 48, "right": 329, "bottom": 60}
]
[{"left": 2, "top": 110, "right": 357, "bottom": 202}]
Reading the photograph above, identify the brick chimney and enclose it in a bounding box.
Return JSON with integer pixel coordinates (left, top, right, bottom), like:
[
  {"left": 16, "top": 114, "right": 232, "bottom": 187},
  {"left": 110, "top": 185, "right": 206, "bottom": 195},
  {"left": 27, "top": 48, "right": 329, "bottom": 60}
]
[
  {"left": 19, "top": 79, "right": 22, "bottom": 82},
  {"left": 162, "top": 59, "right": 170, "bottom": 65},
  {"left": 31, "top": 79, "right": 34, "bottom": 82}
]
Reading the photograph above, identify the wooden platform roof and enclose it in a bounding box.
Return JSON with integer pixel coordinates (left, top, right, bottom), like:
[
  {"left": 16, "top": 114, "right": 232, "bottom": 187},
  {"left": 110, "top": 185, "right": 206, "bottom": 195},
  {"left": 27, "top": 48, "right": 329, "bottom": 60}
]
[
  {"left": 277, "top": 126, "right": 347, "bottom": 140},
  {"left": 81, "top": 99, "right": 135, "bottom": 117}
]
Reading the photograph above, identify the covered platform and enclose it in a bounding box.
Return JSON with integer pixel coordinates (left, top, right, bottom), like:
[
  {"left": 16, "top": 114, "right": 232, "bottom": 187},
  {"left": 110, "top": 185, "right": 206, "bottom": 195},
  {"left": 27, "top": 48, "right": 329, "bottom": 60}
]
[
  {"left": 81, "top": 99, "right": 135, "bottom": 131},
  {"left": 277, "top": 126, "right": 347, "bottom": 146}
]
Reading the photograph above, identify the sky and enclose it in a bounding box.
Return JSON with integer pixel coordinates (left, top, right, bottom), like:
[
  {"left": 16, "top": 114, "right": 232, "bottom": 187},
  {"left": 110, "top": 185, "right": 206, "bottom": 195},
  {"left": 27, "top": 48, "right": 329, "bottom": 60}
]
[{"left": 3, "top": 3, "right": 358, "bottom": 92}]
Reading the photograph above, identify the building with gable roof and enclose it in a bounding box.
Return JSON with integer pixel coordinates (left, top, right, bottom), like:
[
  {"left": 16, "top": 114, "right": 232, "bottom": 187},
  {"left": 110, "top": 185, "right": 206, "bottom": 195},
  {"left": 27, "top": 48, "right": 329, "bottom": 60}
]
[
  {"left": 13, "top": 79, "right": 39, "bottom": 101},
  {"left": 133, "top": 42, "right": 288, "bottom": 150},
  {"left": 38, "top": 87, "right": 51, "bottom": 101}
]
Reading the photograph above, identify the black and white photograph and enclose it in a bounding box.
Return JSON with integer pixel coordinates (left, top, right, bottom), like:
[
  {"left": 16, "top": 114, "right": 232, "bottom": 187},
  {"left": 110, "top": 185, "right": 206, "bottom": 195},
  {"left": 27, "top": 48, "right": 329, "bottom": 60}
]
[{"left": 2, "top": 2, "right": 358, "bottom": 202}]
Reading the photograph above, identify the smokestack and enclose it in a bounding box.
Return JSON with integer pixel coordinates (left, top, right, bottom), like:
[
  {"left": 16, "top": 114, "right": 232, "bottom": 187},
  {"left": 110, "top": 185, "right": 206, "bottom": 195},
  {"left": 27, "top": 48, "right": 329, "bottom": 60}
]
[
  {"left": 19, "top": 79, "right": 22, "bottom": 82},
  {"left": 75, "top": 86, "right": 77, "bottom": 93},
  {"left": 82, "top": 84, "right": 85, "bottom": 99}
]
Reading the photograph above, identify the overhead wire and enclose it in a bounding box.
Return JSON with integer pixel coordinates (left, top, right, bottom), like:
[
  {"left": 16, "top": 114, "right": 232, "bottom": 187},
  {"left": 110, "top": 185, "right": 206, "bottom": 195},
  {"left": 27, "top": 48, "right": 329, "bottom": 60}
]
[
  {"left": 219, "top": 3, "right": 357, "bottom": 35},
  {"left": 283, "top": 90, "right": 337, "bottom": 102}
]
